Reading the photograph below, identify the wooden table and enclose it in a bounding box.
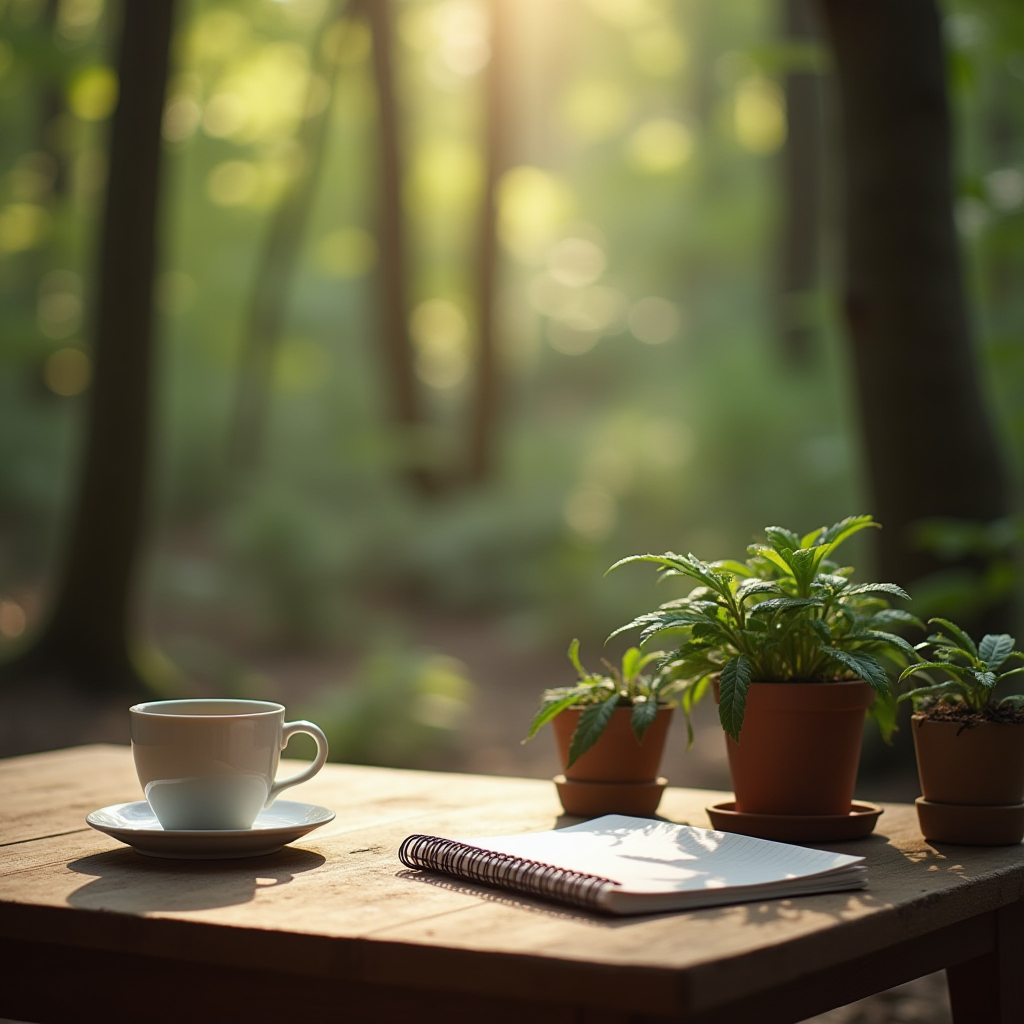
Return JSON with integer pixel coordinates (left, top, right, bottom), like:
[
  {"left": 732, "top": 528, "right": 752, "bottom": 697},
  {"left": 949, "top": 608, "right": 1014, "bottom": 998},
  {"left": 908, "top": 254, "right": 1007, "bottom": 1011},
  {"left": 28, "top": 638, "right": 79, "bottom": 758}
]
[{"left": 1, "top": 745, "right": 1022, "bottom": 1024}]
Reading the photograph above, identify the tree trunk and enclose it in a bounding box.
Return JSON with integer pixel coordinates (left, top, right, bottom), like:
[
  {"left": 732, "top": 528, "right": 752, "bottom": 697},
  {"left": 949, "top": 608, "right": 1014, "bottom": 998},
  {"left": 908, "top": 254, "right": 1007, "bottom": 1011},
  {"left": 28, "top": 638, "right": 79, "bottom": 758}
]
[
  {"left": 367, "top": 0, "right": 434, "bottom": 495},
  {"left": 466, "top": 0, "right": 510, "bottom": 482},
  {"left": 815, "top": 0, "right": 1012, "bottom": 632},
  {"left": 4, "top": 1, "right": 176, "bottom": 694},
  {"left": 227, "top": 0, "right": 354, "bottom": 480},
  {"left": 777, "top": 0, "right": 822, "bottom": 366}
]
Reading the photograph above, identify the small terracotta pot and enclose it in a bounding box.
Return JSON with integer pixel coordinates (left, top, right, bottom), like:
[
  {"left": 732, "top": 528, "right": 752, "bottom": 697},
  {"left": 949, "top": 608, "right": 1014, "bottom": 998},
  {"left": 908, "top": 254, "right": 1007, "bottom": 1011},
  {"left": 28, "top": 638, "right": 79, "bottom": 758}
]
[
  {"left": 552, "top": 706, "right": 672, "bottom": 817},
  {"left": 911, "top": 716, "right": 1024, "bottom": 805},
  {"left": 911, "top": 715, "right": 1024, "bottom": 845},
  {"left": 718, "top": 679, "right": 874, "bottom": 816}
]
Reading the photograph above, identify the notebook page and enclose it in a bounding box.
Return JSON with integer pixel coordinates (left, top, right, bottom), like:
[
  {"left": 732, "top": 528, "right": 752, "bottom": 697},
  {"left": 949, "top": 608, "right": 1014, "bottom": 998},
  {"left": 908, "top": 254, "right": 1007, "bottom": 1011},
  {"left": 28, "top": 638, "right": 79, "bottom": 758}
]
[{"left": 460, "top": 814, "right": 864, "bottom": 895}]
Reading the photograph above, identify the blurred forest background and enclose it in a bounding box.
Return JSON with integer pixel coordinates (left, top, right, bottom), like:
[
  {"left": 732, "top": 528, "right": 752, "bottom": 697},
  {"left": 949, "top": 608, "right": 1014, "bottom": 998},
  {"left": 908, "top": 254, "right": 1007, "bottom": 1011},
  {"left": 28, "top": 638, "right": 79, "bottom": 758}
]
[{"left": 0, "top": 0, "right": 1022, "bottom": 793}]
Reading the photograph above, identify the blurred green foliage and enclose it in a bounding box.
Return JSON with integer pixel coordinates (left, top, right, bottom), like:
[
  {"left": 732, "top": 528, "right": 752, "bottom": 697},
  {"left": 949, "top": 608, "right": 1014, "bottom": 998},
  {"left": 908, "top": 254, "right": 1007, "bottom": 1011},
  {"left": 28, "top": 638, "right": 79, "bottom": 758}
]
[{"left": 0, "top": 0, "right": 1021, "bottom": 720}]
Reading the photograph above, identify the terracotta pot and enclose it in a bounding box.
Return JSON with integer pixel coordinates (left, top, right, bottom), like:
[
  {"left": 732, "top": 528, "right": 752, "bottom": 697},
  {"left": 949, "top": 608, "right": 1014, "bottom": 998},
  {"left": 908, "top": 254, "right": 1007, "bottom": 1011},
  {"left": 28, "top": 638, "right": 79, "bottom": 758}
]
[
  {"left": 552, "top": 706, "right": 672, "bottom": 817},
  {"left": 911, "top": 716, "right": 1024, "bottom": 805},
  {"left": 718, "top": 679, "right": 874, "bottom": 816},
  {"left": 911, "top": 715, "right": 1024, "bottom": 846}
]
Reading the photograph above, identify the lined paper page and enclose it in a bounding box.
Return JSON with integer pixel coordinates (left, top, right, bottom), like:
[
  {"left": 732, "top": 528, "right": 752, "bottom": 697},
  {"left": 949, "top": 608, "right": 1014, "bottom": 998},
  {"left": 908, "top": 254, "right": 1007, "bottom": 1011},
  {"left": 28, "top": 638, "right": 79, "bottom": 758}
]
[{"left": 461, "top": 815, "right": 865, "bottom": 895}]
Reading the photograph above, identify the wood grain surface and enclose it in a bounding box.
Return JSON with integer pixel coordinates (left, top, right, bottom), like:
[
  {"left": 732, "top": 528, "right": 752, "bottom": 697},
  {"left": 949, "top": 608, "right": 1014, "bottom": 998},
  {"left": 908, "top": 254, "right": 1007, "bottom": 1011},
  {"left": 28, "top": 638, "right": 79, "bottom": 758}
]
[{"left": 1, "top": 745, "right": 1022, "bottom": 1022}]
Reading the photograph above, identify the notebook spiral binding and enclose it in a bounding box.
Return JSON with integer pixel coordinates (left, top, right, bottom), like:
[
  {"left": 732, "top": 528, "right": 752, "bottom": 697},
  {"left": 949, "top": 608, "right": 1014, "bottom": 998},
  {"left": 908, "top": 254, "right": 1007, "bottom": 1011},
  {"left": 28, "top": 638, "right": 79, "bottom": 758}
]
[{"left": 399, "top": 834, "right": 618, "bottom": 912}]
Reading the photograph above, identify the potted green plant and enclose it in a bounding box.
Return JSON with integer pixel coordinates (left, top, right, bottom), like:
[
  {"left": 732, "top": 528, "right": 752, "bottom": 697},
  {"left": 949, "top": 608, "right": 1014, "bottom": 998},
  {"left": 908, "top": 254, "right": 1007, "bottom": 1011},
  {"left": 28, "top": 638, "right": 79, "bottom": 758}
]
[
  {"left": 608, "top": 515, "right": 915, "bottom": 840},
  {"left": 524, "top": 640, "right": 677, "bottom": 817},
  {"left": 899, "top": 620, "right": 1024, "bottom": 845}
]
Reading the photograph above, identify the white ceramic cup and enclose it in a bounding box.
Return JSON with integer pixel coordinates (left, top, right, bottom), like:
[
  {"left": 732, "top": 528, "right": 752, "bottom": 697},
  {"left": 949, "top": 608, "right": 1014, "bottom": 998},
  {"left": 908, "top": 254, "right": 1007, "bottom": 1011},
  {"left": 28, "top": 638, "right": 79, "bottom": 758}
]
[{"left": 129, "top": 699, "right": 329, "bottom": 831}]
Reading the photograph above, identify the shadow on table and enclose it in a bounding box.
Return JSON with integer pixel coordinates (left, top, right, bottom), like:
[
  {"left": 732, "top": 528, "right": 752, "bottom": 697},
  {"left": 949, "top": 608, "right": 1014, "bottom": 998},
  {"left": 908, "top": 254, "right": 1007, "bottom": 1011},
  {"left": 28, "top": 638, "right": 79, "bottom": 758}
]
[
  {"left": 396, "top": 868, "right": 883, "bottom": 930},
  {"left": 65, "top": 846, "right": 326, "bottom": 913}
]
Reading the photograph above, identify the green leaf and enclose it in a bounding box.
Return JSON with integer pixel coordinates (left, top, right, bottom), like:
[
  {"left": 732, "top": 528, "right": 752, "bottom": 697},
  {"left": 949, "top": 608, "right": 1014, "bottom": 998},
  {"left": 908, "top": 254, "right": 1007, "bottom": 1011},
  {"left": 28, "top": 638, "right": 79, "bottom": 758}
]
[
  {"left": 631, "top": 698, "right": 659, "bottom": 741},
  {"left": 620, "top": 646, "right": 642, "bottom": 682},
  {"left": 928, "top": 618, "right": 978, "bottom": 658},
  {"left": 867, "top": 690, "right": 899, "bottom": 744},
  {"left": 567, "top": 691, "right": 621, "bottom": 767},
  {"left": 567, "top": 638, "right": 586, "bottom": 679},
  {"left": 764, "top": 526, "right": 801, "bottom": 551},
  {"left": 978, "top": 634, "right": 1016, "bottom": 671},
  {"left": 711, "top": 559, "right": 755, "bottom": 577},
  {"left": 525, "top": 691, "right": 583, "bottom": 740},
  {"left": 969, "top": 669, "right": 998, "bottom": 690},
  {"left": 737, "top": 579, "right": 783, "bottom": 600},
  {"left": 898, "top": 681, "right": 964, "bottom": 704},
  {"left": 844, "top": 582, "right": 912, "bottom": 601},
  {"left": 718, "top": 655, "right": 751, "bottom": 743},
  {"left": 752, "top": 596, "right": 824, "bottom": 613},
  {"left": 808, "top": 617, "right": 832, "bottom": 644},
  {"left": 998, "top": 694, "right": 1024, "bottom": 711},
  {"left": 898, "top": 661, "right": 969, "bottom": 684},
  {"left": 827, "top": 648, "right": 890, "bottom": 692},
  {"left": 750, "top": 545, "right": 795, "bottom": 577},
  {"left": 865, "top": 608, "right": 924, "bottom": 629},
  {"left": 852, "top": 630, "right": 917, "bottom": 656}
]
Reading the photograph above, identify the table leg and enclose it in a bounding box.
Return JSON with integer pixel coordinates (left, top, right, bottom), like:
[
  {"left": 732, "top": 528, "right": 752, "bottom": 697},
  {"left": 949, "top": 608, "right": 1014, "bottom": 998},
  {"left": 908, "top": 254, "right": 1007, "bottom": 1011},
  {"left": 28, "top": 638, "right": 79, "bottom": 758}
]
[{"left": 947, "top": 900, "right": 1024, "bottom": 1024}]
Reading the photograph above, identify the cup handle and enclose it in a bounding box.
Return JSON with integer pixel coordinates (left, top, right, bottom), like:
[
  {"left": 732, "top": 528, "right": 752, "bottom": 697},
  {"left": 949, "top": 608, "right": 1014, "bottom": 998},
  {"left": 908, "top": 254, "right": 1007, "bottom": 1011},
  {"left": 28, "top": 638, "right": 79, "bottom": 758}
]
[{"left": 267, "top": 720, "right": 329, "bottom": 805}]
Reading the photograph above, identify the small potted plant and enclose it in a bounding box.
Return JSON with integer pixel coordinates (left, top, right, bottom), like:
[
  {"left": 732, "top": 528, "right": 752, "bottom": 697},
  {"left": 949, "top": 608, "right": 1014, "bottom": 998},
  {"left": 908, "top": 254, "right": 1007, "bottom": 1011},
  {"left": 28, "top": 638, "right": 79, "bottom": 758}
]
[
  {"left": 608, "top": 516, "right": 915, "bottom": 840},
  {"left": 524, "top": 640, "right": 676, "bottom": 817},
  {"left": 899, "top": 620, "right": 1024, "bottom": 845}
]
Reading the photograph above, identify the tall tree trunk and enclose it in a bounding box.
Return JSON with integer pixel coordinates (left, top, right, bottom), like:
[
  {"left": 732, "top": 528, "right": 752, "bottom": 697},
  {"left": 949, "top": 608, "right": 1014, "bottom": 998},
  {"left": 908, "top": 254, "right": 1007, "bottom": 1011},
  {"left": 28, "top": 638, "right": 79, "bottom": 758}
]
[
  {"left": 816, "top": 0, "right": 1012, "bottom": 632},
  {"left": 777, "top": 0, "right": 822, "bottom": 366},
  {"left": 4, "top": 1, "right": 176, "bottom": 693},
  {"left": 367, "top": 0, "right": 433, "bottom": 495},
  {"left": 227, "top": 0, "right": 354, "bottom": 480},
  {"left": 466, "top": 0, "right": 510, "bottom": 482}
]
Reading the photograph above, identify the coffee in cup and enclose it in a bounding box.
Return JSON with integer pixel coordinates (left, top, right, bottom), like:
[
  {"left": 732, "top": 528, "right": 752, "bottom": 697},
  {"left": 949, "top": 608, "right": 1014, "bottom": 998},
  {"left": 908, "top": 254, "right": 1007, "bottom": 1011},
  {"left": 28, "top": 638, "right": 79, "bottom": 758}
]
[{"left": 130, "top": 699, "right": 329, "bottom": 830}]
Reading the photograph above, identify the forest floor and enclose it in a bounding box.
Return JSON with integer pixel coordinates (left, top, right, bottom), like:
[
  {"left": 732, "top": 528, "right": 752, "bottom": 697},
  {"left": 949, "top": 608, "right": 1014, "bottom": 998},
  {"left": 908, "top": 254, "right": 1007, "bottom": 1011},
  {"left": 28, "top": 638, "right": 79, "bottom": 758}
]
[{"left": 0, "top": 609, "right": 950, "bottom": 1024}]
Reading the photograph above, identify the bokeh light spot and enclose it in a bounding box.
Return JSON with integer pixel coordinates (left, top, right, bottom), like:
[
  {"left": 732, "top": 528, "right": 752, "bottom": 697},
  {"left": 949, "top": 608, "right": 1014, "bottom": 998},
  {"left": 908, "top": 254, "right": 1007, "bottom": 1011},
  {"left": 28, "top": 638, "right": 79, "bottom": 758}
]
[
  {"left": 206, "top": 161, "right": 259, "bottom": 206},
  {"left": 627, "top": 118, "right": 694, "bottom": 174},
  {"left": 68, "top": 66, "right": 119, "bottom": 122},
  {"left": 629, "top": 296, "right": 682, "bottom": 345},
  {"left": 564, "top": 485, "right": 617, "bottom": 541},
  {"left": 0, "top": 600, "right": 26, "bottom": 638},
  {"left": 0, "top": 204, "right": 51, "bottom": 253},
  {"left": 411, "top": 299, "right": 470, "bottom": 389},
  {"left": 546, "top": 237, "right": 606, "bottom": 288},
  {"left": 498, "top": 166, "right": 576, "bottom": 264},
  {"left": 314, "top": 228, "right": 377, "bottom": 278},
  {"left": 734, "top": 77, "right": 786, "bottom": 154},
  {"left": 44, "top": 348, "right": 92, "bottom": 397},
  {"left": 560, "top": 79, "right": 630, "bottom": 143}
]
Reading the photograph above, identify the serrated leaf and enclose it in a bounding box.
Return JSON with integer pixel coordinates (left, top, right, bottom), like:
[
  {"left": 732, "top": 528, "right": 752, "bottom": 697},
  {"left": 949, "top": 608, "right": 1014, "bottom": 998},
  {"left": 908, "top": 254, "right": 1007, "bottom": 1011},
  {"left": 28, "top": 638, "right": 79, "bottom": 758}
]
[
  {"left": 752, "top": 596, "right": 824, "bottom": 613},
  {"left": 525, "top": 691, "right": 585, "bottom": 740},
  {"left": 808, "top": 618, "right": 832, "bottom": 643},
  {"left": 827, "top": 648, "right": 890, "bottom": 692},
  {"left": 764, "top": 526, "right": 801, "bottom": 551},
  {"left": 566, "top": 692, "right": 621, "bottom": 767},
  {"left": 852, "top": 630, "right": 917, "bottom": 656},
  {"left": 718, "top": 655, "right": 751, "bottom": 742},
  {"left": 928, "top": 618, "right": 978, "bottom": 657},
  {"left": 750, "top": 545, "right": 795, "bottom": 576},
  {"left": 737, "top": 579, "right": 783, "bottom": 599},
  {"left": 898, "top": 661, "right": 969, "bottom": 683},
  {"left": 978, "top": 634, "right": 1016, "bottom": 671},
  {"left": 865, "top": 608, "right": 924, "bottom": 629},
  {"left": 969, "top": 669, "right": 998, "bottom": 690},
  {"left": 898, "top": 681, "right": 963, "bottom": 704},
  {"left": 844, "top": 582, "right": 912, "bottom": 601},
  {"left": 630, "top": 698, "right": 659, "bottom": 741}
]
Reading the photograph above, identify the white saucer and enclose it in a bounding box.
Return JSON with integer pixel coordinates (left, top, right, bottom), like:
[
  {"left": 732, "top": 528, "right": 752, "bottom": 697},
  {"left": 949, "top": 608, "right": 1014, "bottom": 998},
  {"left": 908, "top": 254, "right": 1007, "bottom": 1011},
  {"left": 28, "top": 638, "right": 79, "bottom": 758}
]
[{"left": 86, "top": 800, "right": 335, "bottom": 859}]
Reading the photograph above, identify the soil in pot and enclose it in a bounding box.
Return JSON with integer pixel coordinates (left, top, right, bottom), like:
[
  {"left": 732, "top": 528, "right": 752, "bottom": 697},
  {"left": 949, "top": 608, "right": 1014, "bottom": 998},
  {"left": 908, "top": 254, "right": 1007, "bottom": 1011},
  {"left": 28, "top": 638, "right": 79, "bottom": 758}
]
[
  {"left": 551, "top": 706, "right": 672, "bottom": 817},
  {"left": 719, "top": 679, "right": 874, "bottom": 817}
]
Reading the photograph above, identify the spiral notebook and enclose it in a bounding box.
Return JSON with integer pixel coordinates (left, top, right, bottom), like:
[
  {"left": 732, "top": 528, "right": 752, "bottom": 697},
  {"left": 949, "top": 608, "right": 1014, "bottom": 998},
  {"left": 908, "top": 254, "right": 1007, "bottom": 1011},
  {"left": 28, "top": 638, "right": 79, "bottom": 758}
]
[{"left": 399, "top": 814, "right": 867, "bottom": 915}]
